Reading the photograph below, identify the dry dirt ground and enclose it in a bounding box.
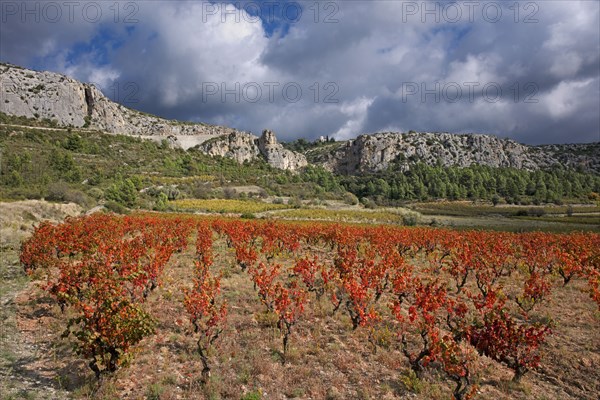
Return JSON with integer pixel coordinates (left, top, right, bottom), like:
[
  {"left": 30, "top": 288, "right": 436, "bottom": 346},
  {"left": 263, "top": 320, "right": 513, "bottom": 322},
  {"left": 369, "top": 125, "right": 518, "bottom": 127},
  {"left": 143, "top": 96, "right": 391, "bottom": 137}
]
[
  {"left": 0, "top": 200, "right": 82, "bottom": 400},
  {"left": 1, "top": 203, "right": 599, "bottom": 400}
]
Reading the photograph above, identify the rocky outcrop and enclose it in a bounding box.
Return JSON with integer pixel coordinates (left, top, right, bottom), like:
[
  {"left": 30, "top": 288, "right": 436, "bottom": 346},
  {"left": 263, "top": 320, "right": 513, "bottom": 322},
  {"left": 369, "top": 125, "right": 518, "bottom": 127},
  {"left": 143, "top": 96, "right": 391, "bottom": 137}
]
[
  {"left": 311, "top": 132, "right": 600, "bottom": 174},
  {"left": 0, "top": 63, "right": 308, "bottom": 171},
  {"left": 199, "top": 132, "right": 261, "bottom": 164},
  {"left": 258, "top": 130, "right": 308, "bottom": 171},
  {"left": 199, "top": 129, "right": 307, "bottom": 171},
  {"left": 2, "top": 63, "right": 597, "bottom": 174},
  {"left": 0, "top": 63, "right": 239, "bottom": 146}
]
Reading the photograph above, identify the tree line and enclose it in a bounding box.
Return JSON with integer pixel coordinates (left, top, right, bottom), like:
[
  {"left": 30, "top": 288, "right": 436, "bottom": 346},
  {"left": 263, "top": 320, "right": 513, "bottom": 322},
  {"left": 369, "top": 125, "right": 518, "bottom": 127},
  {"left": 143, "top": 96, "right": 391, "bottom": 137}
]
[{"left": 338, "top": 163, "right": 600, "bottom": 204}]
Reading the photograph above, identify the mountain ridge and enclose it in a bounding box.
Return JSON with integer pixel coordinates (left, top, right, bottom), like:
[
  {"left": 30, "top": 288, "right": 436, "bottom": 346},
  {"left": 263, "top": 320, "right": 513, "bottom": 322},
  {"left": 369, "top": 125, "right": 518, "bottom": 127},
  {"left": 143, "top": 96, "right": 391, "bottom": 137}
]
[
  {"left": 1, "top": 62, "right": 598, "bottom": 174},
  {"left": 309, "top": 131, "right": 599, "bottom": 174}
]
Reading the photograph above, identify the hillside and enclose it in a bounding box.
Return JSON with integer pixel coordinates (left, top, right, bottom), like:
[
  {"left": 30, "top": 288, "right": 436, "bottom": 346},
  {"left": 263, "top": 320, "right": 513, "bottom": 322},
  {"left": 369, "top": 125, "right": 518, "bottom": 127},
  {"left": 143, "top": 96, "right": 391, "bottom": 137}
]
[
  {"left": 0, "top": 120, "right": 336, "bottom": 208},
  {"left": 0, "top": 63, "right": 310, "bottom": 171},
  {"left": 303, "top": 132, "right": 600, "bottom": 174},
  {"left": 1, "top": 119, "right": 599, "bottom": 216},
  {"left": 1, "top": 63, "right": 598, "bottom": 176},
  {"left": 0, "top": 63, "right": 239, "bottom": 144}
]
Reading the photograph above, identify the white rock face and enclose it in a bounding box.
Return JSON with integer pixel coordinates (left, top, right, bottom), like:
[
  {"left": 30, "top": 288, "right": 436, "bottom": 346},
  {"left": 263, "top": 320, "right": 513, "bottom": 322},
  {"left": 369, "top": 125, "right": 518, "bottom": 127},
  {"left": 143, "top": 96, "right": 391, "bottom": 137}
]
[
  {"left": 2, "top": 63, "right": 596, "bottom": 174},
  {"left": 0, "top": 63, "right": 239, "bottom": 145},
  {"left": 258, "top": 129, "right": 308, "bottom": 171},
  {"left": 1, "top": 65, "right": 89, "bottom": 127},
  {"left": 0, "top": 63, "right": 308, "bottom": 171},
  {"left": 316, "top": 132, "right": 600, "bottom": 174},
  {"left": 199, "top": 129, "right": 308, "bottom": 172},
  {"left": 200, "top": 132, "right": 261, "bottom": 164}
]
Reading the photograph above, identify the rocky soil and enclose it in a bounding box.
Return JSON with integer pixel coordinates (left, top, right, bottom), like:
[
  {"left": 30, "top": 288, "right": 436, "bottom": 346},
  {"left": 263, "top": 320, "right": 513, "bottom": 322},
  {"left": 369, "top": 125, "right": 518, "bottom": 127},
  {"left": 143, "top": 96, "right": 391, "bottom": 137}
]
[{"left": 0, "top": 200, "right": 83, "bottom": 400}]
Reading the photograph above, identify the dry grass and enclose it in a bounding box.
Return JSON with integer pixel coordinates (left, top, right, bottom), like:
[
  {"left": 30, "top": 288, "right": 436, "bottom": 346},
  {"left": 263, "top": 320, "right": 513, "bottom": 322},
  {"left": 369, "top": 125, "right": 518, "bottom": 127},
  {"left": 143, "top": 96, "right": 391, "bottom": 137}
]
[
  {"left": 0, "top": 200, "right": 83, "bottom": 400},
  {"left": 0, "top": 200, "right": 82, "bottom": 249}
]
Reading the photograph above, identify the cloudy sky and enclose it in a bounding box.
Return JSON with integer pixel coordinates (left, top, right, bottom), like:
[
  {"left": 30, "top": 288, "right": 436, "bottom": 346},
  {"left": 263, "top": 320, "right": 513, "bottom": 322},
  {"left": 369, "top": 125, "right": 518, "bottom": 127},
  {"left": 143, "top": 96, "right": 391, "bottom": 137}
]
[{"left": 1, "top": 0, "right": 599, "bottom": 144}]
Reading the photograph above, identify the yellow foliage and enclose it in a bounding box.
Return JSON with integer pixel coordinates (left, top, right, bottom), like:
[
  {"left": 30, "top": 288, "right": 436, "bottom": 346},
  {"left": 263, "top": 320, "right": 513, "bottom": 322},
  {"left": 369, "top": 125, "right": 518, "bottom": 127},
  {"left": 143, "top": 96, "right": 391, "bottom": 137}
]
[
  {"left": 170, "top": 199, "right": 288, "bottom": 214},
  {"left": 274, "top": 208, "right": 404, "bottom": 223}
]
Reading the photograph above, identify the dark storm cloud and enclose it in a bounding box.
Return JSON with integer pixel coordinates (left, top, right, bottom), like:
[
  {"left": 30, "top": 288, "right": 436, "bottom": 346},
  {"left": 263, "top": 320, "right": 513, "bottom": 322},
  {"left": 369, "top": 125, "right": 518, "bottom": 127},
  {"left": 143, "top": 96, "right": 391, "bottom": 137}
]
[{"left": 0, "top": 0, "right": 598, "bottom": 144}]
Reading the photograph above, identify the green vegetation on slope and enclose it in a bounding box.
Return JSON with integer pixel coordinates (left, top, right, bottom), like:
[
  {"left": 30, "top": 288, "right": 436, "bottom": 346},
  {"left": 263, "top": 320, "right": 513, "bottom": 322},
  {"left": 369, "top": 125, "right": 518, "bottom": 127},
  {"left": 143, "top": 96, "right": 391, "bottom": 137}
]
[
  {"left": 0, "top": 124, "right": 345, "bottom": 210},
  {"left": 340, "top": 162, "right": 600, "bottom": 206},
  {"left": 1, "top": 113, "right": 598, "bottom": 213},
  {"left": 0, "top": 109, "right": 61, "bottom": 128}
]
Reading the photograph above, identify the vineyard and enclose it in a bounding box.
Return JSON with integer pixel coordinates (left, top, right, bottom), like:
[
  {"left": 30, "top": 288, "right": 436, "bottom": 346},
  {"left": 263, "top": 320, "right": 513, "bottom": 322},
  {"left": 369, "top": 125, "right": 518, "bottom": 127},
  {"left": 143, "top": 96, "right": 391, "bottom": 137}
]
[
  {"left": 170, "top": 199, "right": 289, "bottom": 214},
  {"left": 270, "top": 208, "right": 409, "bottom": 224},
  {"left": 18, "top": 214, "right": 600, "bottom": 399}
]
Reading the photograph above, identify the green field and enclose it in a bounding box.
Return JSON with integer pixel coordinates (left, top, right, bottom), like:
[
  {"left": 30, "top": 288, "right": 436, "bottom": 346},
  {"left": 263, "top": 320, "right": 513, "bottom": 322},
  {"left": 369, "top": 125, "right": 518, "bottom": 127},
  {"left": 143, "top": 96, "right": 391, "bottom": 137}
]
[
  {"left": 409, "top": 201, "right": 600, "bottom": 232},
  {"left": 410, "top": 201, "right": 600, "bottom": 217}
]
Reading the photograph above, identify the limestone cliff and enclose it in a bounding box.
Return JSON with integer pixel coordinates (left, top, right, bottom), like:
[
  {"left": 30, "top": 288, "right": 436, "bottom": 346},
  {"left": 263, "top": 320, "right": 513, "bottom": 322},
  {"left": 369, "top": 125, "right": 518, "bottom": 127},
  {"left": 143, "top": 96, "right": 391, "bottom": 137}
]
[
  {"left": 308, "top": 132, "right": 599, "bottom": 174},
  {"left": 258, "top": 130, "right": 308, "bottom": 171},
  {"left": 0, "top": 63, "right": 241, "bottom": 145},
  {"left": 200, "top": 129, "right": 307, "bottom": 171},
  {"left": 199, "top": 132, "right": 261, "bottom": 164},
  {"left": 0, "top": 63, "right": 308, "bottom": 171},
  {"left": 1, "top": 63, "right": 597, "bottom": 174}
]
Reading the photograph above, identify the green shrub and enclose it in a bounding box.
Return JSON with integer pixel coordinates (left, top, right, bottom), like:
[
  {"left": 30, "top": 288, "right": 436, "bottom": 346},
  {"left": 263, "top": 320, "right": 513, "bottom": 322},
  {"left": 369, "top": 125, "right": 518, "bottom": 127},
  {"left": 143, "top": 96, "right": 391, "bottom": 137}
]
[
  {"left": 145, "top": 383, "right": 164, "bottom": 400},
  {"left": 153, "top": 192, "right": 169, "bottom": 211},
  {"left": 106, "top": 178, "right": 138, "bottom": 207},
  {"left": 369, "top": 326, "right": 394, "bottom": 349},
  {"left": 64, "top": 189, "right": 93, "bottom": 208},
  {"left": 400, "top": 369, "right": 423, "bottom": 393},
  {"left": 255, "top": 311, "right": 278, "bottom": 328},
  {"left": 342, "top": 192, "right": 359, "bottom": 205},
  {"left": 528, "top": 207, "right": 546, "bottom": 217},
  {"left": 566, "top": 205, "right": 574, "bottom": 217},
  {"left": 223, "top": 186, "right": 237, "bottom": 199},
  {"left": 104, "top": 201, "right": 129, "bottom": 214},
  {"left": 288, "top": 196, "right": 302, "bottom": 208},
  {"left": 46, "top": 182, "right": 70, "bottom": 201},
  {"left": 146, "top": 185, "right": 180, "bottom": 201},
  {"left": 87, "top": 187, "right": 104, "bottom": 200},
  {"left": 46, "top": 182, "right": 93, "bottom": 207},
  {"left": 402, "top": 213, "right": 418, "bottom": 226},
  {"left": 5, "top": 170, "right": 24, "bottom": 187},
  {"left": 10, "top": 186, "right": 44, "bottom": 200},
  {"left": 64, "top": 134, "right": 83, "bottom": 151},
  {"left": 192, "top": 183, "right": 213, "bottom": 199},
  {"left": 361, "top": 197, "right": 376, "bottom": 209}
]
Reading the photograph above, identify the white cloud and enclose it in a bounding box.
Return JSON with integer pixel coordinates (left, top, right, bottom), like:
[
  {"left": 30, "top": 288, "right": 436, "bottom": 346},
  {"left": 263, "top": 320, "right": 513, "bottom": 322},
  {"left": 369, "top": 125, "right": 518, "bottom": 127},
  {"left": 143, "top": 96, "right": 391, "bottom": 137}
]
[
  {"left": 539, "top": 78, "right": 595, "bottom": 119},
  {"left": 333, "top": 97, "right": 375, "bottom": 140},
  {"left": 548, "top": 52, "right": 583, "bottom": 79},
  {"left": 1, "top": 0, "right": 598, "bottom": 144},
  {"left": 446, "top": 53, "right": 503, "bottom": 85}
]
